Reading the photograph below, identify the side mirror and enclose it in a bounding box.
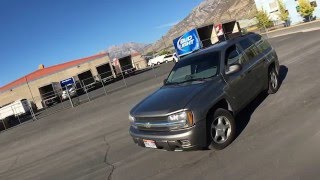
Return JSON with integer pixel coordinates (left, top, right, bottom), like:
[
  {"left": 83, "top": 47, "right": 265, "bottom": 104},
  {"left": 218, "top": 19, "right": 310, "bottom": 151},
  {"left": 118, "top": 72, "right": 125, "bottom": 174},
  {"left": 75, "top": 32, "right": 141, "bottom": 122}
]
[
  {"left": 226, "top": 64, "right": 242, "bottom": 75},
  {"left": 163, "top": 78, "right": 168, "bottom": 85}
]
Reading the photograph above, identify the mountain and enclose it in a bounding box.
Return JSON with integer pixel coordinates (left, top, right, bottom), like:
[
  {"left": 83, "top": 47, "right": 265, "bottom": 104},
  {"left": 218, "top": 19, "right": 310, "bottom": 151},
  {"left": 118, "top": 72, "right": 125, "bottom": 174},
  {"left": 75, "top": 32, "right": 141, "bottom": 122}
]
[
  {"left": 144, "top": 0, "right": 257, "bottom": 53},
  {"left": 106, "top": 42, "right": 149, "bottom": 59},
  {"left": 105, "top": 0, "right": 257, "bottom": 57}
]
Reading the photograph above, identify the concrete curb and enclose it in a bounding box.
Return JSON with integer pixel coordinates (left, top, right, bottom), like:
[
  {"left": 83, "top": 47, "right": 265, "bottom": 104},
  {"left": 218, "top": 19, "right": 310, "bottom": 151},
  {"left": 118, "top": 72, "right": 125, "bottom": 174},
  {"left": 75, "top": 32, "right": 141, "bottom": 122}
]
[{"left": 262, "top": 20, "right": 320, "bottom": 38}]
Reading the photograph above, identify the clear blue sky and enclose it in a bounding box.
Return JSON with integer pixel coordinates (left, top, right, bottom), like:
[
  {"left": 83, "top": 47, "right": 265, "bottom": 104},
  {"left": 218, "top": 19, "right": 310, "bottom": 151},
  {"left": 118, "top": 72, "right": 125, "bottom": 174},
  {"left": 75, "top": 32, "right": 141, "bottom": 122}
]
[{"left": 0, "top": 0, "right": 202, "bottom": 86}]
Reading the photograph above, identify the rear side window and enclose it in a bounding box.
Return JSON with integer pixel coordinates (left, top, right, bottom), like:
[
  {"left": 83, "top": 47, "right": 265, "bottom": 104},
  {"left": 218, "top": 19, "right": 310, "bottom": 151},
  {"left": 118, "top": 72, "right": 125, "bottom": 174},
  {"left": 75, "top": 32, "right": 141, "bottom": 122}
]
[
  {"left": 250, "top": 35, "right": 271, "bottom": 52},
  {"left": 225, "top": 45, "right": 248, "bottom": 66},
  {"left": 239, "top": 38, "right": 259, "bottom": 61}
]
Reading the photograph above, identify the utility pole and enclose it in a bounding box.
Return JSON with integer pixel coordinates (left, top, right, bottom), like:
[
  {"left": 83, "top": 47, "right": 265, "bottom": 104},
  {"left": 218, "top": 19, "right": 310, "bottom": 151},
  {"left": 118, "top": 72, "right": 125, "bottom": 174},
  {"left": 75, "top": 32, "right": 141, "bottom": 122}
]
[{"left": 150, "top": 44, "right": 156, "bottom": 57}]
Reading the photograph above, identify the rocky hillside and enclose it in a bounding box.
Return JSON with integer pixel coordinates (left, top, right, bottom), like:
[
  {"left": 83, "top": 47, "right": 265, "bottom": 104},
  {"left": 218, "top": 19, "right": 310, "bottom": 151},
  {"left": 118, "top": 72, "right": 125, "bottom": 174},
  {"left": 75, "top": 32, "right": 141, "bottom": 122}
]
[
  {"left": 105, "top": 0, "right": 257, "bottom": 57},
  {"left": 145, "top": 0, "right": 257, "bottom": 53},
  {"left": 106, "top": 42, "right": 148, "bottom": 59}
]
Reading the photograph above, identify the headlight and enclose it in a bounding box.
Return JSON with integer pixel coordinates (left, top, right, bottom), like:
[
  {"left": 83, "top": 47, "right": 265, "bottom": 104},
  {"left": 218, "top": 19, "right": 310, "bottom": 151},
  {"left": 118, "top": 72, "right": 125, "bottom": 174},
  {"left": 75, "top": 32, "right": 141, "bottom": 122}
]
[
  {"left": 129, "top": 114, "right": 137, "bottom": 129},
  {"left": 168, "top": 111, "right": 194, "bottom": 129},
  {"left": 129, "top": 114, "right": 135, "bottom": 123}
]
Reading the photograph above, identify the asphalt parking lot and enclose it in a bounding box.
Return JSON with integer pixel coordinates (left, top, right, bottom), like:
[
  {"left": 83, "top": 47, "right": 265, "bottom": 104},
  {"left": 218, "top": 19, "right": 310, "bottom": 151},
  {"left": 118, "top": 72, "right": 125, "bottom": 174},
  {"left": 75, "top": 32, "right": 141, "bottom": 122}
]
[{"left": 0, "top": 29, "right": 320, "bottom": 180}]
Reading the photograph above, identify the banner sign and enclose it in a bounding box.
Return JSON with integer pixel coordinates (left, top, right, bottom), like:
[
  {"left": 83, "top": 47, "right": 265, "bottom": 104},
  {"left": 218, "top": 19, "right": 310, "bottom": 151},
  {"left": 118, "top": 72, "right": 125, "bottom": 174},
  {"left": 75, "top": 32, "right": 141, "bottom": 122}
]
[
  {"left": 173, "top": 29, "right": 201, "bottom": 57},
  {"left": 60, "top": 77, "right": 75, "bottom": 87}
]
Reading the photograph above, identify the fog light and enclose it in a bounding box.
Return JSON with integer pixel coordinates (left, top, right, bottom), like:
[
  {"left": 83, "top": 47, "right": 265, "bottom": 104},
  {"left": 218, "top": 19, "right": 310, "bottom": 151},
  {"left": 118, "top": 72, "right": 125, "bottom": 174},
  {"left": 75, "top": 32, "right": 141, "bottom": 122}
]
[{"left": 180, "top": 140, "right": 191, "bottom": 147}]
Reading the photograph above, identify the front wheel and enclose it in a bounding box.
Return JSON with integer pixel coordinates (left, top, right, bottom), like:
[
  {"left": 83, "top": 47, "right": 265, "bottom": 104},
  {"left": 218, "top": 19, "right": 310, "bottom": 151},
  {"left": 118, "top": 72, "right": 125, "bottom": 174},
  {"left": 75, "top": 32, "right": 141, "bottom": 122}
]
[
  {"left": 268, "top": 68, "right": 279, "bottom": 94},
  {"left": 208, "top": 108, "right": 236, "bottom": 150}
]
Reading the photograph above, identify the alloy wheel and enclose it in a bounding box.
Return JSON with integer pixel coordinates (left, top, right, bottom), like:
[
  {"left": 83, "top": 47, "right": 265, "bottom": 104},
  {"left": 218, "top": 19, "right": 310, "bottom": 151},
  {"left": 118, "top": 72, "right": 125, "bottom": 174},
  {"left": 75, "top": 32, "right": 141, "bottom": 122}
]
[
  {"left": 211, "top": 116, "right": 232, "bottom": 144},
  {"left": 270, "top": 71, "right": 278, "bottom": 89}
]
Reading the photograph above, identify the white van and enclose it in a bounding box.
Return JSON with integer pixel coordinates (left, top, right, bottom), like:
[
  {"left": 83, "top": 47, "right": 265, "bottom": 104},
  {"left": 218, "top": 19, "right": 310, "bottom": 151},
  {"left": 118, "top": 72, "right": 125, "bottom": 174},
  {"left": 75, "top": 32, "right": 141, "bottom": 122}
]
[{"left": 147, "top": 55, "right": 166, "bottom": 66}]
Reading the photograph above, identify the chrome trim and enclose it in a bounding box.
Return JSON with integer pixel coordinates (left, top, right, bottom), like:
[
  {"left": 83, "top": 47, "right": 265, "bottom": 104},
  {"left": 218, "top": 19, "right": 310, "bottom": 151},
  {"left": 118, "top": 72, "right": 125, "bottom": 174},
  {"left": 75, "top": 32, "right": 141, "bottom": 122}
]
[
  {"left": 134, "top": 120, "right": 186, "bottom": 128},
  {"left": 133, "top": 109, "right": 189, "bottom": 118}
]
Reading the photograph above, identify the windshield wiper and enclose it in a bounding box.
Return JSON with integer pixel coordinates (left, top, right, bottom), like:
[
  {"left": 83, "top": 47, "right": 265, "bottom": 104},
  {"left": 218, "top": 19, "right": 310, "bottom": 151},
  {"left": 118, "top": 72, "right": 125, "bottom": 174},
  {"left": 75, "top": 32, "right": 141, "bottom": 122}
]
[
  {"left": 181, "top": 76, "right": 215, "bottom": 83},
  {"left": 166, "top": 76, "right": 213, "bottom": 85},
  {"left": 164, "top": 81, "right": 183, "bottom": 85}
]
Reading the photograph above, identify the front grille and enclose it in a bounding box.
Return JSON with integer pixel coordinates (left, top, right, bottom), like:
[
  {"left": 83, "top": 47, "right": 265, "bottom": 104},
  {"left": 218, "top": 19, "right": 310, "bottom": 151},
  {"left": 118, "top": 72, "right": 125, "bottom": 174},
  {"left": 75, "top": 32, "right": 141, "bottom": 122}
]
[
  {"left": 135, "top": 116, "right": 168, "bottom": 122},
  {"left": 135, "top": 116, "right": 170, "bottom": 132},
  {"left": 137, "top": 126, "right": 170, "bottom": 132}
]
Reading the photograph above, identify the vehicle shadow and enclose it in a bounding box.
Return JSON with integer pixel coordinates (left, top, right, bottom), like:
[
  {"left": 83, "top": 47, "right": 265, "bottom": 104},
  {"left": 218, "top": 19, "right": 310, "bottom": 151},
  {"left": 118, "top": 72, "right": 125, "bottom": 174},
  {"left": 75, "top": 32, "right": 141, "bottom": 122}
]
[
  {"left": 278, "top": 65, "right": 288, "bottom": 88},
  {"left": 235, "top": 65, "right": 288, "bottom": 138}
]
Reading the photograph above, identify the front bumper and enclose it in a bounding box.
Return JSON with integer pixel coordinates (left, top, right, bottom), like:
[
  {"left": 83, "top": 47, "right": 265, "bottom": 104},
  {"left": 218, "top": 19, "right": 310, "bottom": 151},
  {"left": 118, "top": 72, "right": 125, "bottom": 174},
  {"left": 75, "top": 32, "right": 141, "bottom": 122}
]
[{"left": 129, "top": 119, "right": 206, "bottom": 151}]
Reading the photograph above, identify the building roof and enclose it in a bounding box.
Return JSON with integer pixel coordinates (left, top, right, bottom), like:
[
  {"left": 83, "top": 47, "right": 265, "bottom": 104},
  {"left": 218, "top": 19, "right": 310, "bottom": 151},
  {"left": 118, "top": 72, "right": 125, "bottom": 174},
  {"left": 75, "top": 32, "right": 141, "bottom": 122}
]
[{"left": 0, "top": 52, "right": 108, "bottom": 93}]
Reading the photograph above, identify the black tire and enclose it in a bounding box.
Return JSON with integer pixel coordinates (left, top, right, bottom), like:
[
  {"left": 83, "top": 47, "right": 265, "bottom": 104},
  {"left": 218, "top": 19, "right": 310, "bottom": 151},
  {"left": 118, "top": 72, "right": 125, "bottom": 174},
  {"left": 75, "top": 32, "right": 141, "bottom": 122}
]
[
  {"left": 268, "top": 68, "right": 279, "bottom": 94},
  {"left": 207, "top": 108, "right": 236, "bottom": 150}
]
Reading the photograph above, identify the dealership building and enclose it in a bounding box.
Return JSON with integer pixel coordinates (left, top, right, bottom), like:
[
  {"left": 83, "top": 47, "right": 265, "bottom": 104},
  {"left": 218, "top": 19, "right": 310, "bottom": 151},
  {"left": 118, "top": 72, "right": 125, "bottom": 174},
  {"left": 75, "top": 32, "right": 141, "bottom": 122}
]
[
  {"left": 0, "top": 52, "right": 147, "bottom": 109},
  {"left": 254, "top": 0, "right": 320, "bottom": 25},
  {"left": 0, "top": 52, "right": 112, "bottom": 109}
]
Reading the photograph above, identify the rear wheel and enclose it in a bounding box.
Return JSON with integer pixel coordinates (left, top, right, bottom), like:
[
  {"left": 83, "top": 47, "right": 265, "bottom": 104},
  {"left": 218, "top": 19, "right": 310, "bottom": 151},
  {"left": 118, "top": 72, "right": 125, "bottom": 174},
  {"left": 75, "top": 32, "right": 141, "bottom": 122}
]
[
  {"left": 268, "top": 68, "right": 279, "bottom": 94},
  {"left": 208, "top": 108, "right": 236, "bottom": 150}
]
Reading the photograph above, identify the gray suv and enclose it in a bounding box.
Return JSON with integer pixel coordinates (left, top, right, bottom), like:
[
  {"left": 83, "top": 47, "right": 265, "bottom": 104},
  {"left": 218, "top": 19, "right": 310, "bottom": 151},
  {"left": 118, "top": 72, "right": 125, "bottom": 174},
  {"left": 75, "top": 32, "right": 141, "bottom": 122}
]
[{"left": 129, "top": 33, "right": 280, "bottom": 151}]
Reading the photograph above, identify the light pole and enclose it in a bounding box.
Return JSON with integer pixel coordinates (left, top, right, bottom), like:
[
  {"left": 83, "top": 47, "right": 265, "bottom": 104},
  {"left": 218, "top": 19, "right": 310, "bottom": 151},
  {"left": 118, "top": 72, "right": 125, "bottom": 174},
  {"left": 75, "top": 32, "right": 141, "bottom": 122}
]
[{"left": 25, "top": 76, "right": 35, "bottom": 103}]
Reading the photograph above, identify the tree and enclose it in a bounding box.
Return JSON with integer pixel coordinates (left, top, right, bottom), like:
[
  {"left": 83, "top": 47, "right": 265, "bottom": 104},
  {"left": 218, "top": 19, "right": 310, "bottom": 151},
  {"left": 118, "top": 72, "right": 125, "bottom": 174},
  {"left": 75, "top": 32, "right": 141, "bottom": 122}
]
[
  {"left": 255, "top": 9, "right": 273, "bottom": 29},
  {"left": 158, "top": 49, "right": 170, "bottom": 56},
  {"left": 145, "top": 51, "right": 154, "bottom": 57},
  {"left": 297, "top": 0, "right": 315, "bottom": 21},
  {"left": 277, "top": 0, "right": 290, "bottom": 26}
]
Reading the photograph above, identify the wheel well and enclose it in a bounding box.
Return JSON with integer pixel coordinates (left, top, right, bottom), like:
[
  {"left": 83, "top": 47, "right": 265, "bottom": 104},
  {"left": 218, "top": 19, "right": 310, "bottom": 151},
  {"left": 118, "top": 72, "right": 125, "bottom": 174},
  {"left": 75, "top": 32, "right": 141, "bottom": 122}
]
[
  {"left": 205, "top": 99, "right": 233, "bottom": 146},
  {"left": 268, "top": 62, "right": 276, "bottom": 72},
  {"left": 206, "top": 99, "right": 233, "bottom": 121}
]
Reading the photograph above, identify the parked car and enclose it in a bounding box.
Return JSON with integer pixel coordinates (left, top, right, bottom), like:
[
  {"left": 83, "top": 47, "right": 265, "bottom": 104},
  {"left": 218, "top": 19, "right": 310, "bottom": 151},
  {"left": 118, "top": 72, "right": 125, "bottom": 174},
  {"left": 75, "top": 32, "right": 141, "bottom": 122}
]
[
  {"left": 147, "top": 55, "right": 166, "bottom": 66},
  {"left": 163, "top": 54, "right": 176, "bottom": 63},
  {"left": 61, "top": 84, "right": 77, "bottom": 100},
  {"left": 129, "top": 33, "right": 280, "bottom": 151}
]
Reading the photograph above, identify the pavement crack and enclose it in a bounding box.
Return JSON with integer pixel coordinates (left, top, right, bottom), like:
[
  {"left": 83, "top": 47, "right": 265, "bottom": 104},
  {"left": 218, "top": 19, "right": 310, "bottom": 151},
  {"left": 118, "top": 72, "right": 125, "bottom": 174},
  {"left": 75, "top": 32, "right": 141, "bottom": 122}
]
[{"left": 103, "top": 136, "right": 115, "bottom": 180}]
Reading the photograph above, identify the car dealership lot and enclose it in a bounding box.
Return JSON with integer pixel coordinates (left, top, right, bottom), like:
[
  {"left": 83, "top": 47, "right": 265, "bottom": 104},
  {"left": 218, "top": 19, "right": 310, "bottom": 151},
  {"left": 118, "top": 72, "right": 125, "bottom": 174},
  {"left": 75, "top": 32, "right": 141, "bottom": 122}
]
[{"left": 1, "top": 30, "right": 320, "bottom": 180}]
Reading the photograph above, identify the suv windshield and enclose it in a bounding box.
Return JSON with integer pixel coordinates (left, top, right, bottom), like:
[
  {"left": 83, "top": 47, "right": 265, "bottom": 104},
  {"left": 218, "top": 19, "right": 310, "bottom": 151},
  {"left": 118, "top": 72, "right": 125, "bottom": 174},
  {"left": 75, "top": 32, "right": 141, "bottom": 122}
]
[{"left": 166, "top": 51, "right": 220, "bottom": 84}]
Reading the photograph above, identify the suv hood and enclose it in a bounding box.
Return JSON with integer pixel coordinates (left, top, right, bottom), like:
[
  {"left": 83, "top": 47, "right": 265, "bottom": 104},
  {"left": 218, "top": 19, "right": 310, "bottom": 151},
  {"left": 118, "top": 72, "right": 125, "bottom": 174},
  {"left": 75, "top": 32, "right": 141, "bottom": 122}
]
[{"left": 131, "top": 83, "right": 206, "bottom": 116}]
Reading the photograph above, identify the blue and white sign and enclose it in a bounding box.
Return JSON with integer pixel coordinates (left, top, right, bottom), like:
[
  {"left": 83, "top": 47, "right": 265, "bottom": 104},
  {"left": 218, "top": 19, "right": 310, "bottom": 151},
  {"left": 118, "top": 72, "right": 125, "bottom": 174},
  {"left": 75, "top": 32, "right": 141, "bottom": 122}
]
[
  {"left": 60, "top": 77, "right": 75, "bottom": 87},
  {"left": 173, "top": 29, "right": 201, "bottom": 57}
]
